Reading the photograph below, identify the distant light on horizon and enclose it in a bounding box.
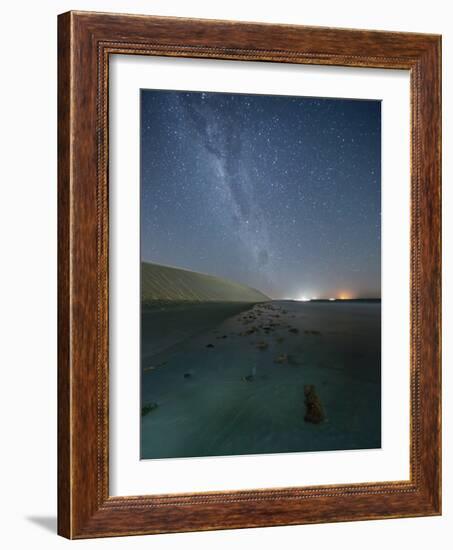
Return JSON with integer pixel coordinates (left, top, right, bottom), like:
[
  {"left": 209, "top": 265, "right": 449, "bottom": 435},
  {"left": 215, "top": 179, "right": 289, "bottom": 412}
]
[
  {"left": 296, "top": 293, "right": 358, "bottom": 302},
  {"left": 297, "top": 294, "right": 320, "bottom": 302}
]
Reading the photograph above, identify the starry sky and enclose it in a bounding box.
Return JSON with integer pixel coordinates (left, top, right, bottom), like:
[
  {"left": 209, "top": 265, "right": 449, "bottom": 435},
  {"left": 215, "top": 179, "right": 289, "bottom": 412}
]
[{"left": 141, "top": 89, "right": 381, "bottom": 300}]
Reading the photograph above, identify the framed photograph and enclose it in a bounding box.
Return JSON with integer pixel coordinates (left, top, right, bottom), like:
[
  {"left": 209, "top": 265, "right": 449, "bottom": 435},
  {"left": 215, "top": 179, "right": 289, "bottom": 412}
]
[{"left": 58, "top": 11, "right": 441, "bottom": 538}]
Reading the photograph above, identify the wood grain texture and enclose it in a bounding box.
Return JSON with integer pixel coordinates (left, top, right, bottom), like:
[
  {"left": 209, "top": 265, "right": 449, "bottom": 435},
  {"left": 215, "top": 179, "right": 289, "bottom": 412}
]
[
  {"left": 57, "top": 11, "right": 74, "bottom": 538},
  {"left": 57, "top": 10, "right": 441, "bottom": 539}
]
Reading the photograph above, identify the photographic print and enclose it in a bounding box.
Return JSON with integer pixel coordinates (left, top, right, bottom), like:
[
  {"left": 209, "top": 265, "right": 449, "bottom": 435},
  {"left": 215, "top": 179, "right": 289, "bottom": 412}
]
[{"left": 140, "top": 89, "right": 381, "bottom": 460}]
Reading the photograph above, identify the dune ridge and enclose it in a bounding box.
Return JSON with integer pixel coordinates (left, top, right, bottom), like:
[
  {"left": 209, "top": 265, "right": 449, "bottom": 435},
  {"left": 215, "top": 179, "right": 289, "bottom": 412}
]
[{"left": 141, "top": 261, "right": 270, "bottom": 304}]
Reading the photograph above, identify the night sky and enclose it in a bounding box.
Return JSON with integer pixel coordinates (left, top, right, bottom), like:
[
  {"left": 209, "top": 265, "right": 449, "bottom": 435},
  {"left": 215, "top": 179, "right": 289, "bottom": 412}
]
[{"left": 141, "top": 90, "right": 381, "bottom": 300}]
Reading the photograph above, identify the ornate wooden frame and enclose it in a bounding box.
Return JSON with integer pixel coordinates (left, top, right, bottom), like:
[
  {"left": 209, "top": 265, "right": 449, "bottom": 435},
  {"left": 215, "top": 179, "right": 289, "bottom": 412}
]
[{"left": 58, "top": 11, "right": 441, "bottom": 539}]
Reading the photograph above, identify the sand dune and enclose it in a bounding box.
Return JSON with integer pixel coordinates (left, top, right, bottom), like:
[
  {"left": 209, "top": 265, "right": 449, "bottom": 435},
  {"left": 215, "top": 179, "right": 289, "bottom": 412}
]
[{"left": 141, "top": 261, "right": 269, "bottom": 304}]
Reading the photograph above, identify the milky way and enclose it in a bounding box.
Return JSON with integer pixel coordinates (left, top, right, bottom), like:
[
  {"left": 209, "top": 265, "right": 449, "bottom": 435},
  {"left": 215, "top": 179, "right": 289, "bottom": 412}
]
[{"left": 141, "top": 89, "right": 381, "bottom": 299}]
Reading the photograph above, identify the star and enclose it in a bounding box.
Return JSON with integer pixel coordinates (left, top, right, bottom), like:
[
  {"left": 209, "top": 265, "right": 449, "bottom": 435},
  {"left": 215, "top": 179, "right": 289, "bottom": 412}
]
[{"left": 140, "top": 89, "right": 381, "bottom": 299}]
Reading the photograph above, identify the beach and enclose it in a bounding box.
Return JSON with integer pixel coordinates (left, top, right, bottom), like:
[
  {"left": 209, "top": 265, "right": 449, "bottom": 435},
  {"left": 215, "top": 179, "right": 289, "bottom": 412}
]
[{"left": 140, "top": 300, "right": 381, "bottom": 459}]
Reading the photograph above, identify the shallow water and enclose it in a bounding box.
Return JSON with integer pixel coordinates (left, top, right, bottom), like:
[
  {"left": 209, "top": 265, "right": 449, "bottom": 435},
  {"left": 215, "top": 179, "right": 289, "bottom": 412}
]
[{"left": 140, "top": 300, "right": 381, "bottom": 459}]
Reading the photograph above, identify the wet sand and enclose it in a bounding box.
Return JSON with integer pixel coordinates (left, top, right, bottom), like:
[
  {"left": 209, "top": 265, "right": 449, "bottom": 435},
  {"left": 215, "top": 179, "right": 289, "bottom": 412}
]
[{"left": 141, "top": 300, "right": 381, "bottom": 459}]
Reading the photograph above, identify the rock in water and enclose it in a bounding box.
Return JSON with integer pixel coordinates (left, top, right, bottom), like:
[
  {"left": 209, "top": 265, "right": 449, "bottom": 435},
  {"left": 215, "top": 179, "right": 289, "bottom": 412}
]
[
  {"left": 141, "top": 402, "right": 158, "bottom": 416},
  {"left": 304, "top": 385, "right": 326, "bottom": 424}
]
